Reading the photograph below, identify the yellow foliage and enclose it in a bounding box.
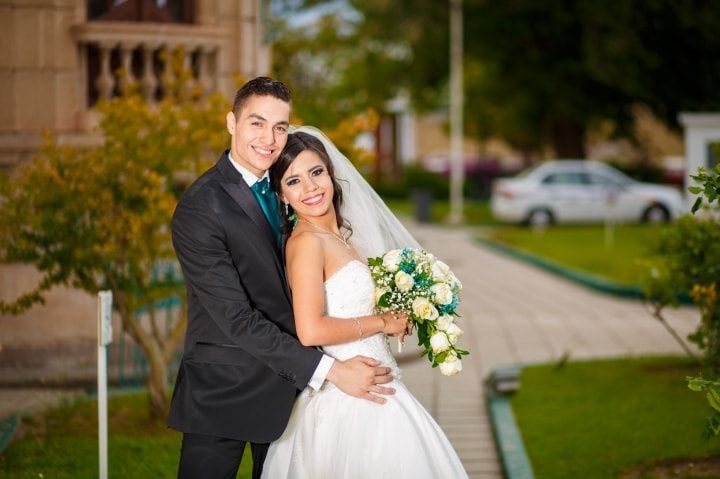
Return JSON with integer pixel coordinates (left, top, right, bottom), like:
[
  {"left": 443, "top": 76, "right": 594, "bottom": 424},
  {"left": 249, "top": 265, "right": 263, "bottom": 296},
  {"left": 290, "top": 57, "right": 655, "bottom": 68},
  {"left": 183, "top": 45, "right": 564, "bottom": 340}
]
[{"left": 0, "top": 52, "right": 230, "bottom": 313}]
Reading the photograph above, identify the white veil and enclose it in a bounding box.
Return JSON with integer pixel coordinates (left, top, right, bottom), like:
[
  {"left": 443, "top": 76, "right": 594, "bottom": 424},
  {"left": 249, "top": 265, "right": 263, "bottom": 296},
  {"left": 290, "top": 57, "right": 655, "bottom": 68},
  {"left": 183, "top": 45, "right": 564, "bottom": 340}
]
[{"left": 289, "top": 125, "right": 421, "bottom": 258}]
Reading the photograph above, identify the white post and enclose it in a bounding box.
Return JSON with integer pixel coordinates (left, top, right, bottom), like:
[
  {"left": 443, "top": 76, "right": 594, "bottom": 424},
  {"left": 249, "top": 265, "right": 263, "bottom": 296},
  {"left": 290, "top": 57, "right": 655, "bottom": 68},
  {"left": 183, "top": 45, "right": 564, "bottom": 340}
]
[
  {"left": 98, "top": 290, "right": 113, "bottom": 479},
  {"left": 449, "top": 0, "right": 465, "bottom": 223}
]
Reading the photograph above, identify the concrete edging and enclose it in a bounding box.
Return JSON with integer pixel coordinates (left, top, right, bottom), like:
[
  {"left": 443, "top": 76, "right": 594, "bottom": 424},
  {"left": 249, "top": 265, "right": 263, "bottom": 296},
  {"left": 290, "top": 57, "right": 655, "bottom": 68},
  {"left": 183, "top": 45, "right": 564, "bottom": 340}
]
[
  {"left": 486, "top": 369, "right": 535, "bottom": 479},
  {"left": 0, "top": 415, "right": 19, "bottom": 455},
  {"left": 477, "top": 238, "right": 649, "bottom": 300}
]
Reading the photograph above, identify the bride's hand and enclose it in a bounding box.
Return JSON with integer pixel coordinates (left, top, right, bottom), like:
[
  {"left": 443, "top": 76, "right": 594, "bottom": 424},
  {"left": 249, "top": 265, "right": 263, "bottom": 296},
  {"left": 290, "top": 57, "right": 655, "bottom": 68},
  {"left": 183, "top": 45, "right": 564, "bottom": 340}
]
[{"left": 380, "top": 311, "right": 409, "bottom": 336}]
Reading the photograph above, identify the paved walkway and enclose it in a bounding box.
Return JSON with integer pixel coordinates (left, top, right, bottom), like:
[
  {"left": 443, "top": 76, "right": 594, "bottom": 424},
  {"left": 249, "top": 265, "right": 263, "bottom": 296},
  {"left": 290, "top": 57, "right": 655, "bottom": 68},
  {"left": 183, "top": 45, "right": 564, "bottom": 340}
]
[
  {"left": 0, "top": 222, "right": 701, "bottom": 478},
  {"left": 398, "top": 222, "right": 699, "bottom": 479}
]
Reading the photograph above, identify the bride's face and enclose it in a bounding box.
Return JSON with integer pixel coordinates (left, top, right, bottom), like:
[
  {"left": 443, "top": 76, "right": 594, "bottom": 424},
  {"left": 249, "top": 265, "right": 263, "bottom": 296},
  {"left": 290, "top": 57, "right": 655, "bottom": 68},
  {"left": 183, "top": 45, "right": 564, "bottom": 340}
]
[{"left": 279, "top": 150, "right": 335, "bottom": 218}]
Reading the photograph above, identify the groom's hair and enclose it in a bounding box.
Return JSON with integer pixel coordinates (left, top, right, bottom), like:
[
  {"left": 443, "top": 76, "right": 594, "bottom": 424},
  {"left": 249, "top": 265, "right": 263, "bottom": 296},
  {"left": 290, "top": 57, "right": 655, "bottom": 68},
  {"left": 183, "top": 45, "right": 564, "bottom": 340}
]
[{"left": 232, "top": 77, "right": 292, "bottom": 116}]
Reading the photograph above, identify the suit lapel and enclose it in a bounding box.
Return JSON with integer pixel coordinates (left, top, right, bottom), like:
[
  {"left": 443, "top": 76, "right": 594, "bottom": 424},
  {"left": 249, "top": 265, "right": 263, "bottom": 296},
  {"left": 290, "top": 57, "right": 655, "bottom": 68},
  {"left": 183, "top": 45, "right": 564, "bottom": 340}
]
[
  {"left": 217, "top": 152, "right": 281, "bottom": 257},
  {"left": 216, "top": 152, "right": 292, "bottom": 303}
]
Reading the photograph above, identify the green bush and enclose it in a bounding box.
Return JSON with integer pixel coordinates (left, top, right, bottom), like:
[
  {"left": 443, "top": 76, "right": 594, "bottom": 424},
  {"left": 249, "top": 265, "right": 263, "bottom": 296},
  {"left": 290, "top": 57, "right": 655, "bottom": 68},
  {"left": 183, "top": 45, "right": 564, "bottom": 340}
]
[
  {"left": 645, "top": 217, "right": 720, "bottom": 372},
  {"left": 404, "top": 165, "right": 451, "bottom": 198},
  {"left": 644, "top": 163, "right": 720, "bottom": 437},
  {"left": 369, "top": 165, "right": 474, "bottom": 200}
]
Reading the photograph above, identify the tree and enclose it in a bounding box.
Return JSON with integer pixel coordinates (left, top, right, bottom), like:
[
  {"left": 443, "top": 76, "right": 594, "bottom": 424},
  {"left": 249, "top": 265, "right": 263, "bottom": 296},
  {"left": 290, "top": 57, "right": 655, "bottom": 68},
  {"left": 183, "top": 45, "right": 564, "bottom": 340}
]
[
  {"left": 270, "top": 5, "right": 381, "bottom": 170},
  {"left": 272, "top": 0, "right": 720, "bottom": 159},
  {"left": 0, "top": 56, "right": 229, "bottom": 418},
  {"left": 271, "top": 0, "right": 448, "bottom": 126}
]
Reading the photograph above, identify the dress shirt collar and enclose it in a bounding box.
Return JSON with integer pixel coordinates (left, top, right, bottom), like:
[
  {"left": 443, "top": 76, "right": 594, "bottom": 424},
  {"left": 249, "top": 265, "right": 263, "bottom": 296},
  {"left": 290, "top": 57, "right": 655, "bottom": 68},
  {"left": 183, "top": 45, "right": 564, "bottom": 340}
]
[{"left": 228, "top": 151, "right": 270, "bottom": 188}]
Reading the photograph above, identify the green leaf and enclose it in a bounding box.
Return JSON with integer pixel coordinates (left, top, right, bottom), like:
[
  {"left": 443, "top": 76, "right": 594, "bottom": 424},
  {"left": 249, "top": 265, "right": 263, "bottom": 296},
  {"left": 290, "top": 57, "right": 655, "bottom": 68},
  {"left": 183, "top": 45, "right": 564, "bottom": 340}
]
[
  {"left": 435, "top": 351, "right": 449, "bottom": 363},
  {"left": 368, "top": 257, "right": 382, "bottom": 267},
  {"left": 688, "top": 377, "right": 707, "bottom": 392},
  {"left": 417, "top": 326, "right": 428, "bottom": 344},
  {"left": 691, "top": 197, "right": 703, "bottom": 214},
  {"left": 707, "top": 388, "right": 720, "bottom": 413},
  {"left": 378, "top": 292, "right": 391, "bottom": 308},
  {"left": 454, "top": 348, "right": 470, "bottom": 358}
]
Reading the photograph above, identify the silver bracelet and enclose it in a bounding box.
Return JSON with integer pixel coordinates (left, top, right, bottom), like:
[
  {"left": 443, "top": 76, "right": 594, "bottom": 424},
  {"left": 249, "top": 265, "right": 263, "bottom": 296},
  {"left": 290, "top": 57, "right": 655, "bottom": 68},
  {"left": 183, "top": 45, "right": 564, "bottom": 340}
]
[{"left": 352, "top": 317, "right": 363, "bottom": 338}]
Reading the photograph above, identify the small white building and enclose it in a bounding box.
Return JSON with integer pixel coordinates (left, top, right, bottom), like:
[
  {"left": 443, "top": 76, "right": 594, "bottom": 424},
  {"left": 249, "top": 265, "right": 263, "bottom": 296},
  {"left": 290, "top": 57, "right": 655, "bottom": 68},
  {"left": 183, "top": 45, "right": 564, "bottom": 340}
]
[{"left": 679, "top": 113, "right": 720, "bottom": 209}]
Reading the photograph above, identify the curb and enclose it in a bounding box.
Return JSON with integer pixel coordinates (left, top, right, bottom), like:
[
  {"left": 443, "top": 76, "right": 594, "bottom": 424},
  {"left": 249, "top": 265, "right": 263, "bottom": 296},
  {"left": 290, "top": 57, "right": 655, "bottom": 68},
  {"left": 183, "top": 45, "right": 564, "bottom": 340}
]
[
  {"left": 477, "top": 238, "right": 692, "bottom": 304},
  {"left": 485, "top": 367, "right": 535, "bottom": 479},
  {"left": 0, "top": 415, "right": 19, "bottom": 455}
]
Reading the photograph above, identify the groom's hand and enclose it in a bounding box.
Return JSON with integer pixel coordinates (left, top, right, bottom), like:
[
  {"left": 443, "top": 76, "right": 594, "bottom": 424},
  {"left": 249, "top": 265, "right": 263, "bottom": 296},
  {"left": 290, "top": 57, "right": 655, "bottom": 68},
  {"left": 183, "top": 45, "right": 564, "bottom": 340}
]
[{"left": 326, "top": 355, "right": 395, "bottom": 404}]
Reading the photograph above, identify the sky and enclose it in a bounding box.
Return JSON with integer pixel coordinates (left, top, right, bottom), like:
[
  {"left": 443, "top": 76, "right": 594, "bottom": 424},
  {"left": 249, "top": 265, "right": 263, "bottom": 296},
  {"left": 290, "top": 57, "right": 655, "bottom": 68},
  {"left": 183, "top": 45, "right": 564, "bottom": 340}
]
[{"left": 270, "top": 0, "right": 361, "bottom": 29}]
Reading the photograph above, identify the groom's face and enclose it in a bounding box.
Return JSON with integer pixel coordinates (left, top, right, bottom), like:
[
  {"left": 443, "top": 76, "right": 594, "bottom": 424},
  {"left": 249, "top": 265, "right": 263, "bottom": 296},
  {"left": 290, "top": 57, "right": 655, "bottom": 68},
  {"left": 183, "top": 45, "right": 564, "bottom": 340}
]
[{"left": 226, "top": 94, "right": 291, "bottom": 178}]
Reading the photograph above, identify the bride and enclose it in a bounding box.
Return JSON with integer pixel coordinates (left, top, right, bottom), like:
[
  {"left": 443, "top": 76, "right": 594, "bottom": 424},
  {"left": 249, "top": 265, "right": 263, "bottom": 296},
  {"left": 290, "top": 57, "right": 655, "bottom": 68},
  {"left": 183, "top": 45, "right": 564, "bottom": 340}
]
[{"left": 261, "top": 126, "right": 468, "bottom": 478}]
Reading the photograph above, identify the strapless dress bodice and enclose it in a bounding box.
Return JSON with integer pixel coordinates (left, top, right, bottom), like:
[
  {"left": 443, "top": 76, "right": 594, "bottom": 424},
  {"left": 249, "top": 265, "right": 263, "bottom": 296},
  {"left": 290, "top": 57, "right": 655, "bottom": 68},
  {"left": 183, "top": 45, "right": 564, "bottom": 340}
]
[{"left": 322, "top": 260, "right": 400, "bottom": 379}]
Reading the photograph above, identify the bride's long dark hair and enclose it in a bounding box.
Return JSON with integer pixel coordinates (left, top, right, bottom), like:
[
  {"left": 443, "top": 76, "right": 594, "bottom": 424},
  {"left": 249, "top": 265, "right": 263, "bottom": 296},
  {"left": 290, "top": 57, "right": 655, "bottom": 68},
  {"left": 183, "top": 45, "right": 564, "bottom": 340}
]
[{"left": 270, "top": 131, "right": 351, "bottom": 242}]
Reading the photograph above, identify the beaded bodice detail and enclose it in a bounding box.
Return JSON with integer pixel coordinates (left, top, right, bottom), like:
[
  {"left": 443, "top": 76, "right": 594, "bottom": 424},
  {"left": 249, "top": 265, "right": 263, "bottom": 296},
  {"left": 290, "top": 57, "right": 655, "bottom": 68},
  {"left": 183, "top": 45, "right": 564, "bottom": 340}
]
[{"left": 322, "top": 260, "right": 401, "bottom": 379}]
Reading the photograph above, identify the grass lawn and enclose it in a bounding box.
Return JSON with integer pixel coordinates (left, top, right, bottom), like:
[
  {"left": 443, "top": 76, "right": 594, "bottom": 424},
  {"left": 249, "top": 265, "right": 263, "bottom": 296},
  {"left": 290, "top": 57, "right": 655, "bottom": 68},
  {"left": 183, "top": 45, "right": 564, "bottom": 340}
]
[
  {"left": 384, "top": 198, "right": 664, "bottom": 286},
  {"left": 511, "top": 356, "right": 719, "bottom": 479},
  {"left": 0, "top": 391, "right": 252, "bottom": 478},
  {"left": 484, "top": 223, "right": 667, "bottom": 285}
]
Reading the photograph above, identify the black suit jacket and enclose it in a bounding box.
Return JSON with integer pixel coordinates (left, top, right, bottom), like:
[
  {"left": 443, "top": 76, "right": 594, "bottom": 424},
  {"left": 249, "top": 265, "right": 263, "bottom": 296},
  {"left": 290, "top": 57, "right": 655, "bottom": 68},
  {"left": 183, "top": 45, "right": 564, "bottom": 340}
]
[{"left": 167, "top": 151, "right": 323, "bottom": 443}]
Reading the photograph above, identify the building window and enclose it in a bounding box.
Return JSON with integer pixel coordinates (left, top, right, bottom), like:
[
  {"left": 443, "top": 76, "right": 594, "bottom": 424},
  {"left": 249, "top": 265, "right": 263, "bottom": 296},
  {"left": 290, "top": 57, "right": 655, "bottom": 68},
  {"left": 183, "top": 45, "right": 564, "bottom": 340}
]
[{"left": 87, "top": 0, "right": 194, "bottom": 24}]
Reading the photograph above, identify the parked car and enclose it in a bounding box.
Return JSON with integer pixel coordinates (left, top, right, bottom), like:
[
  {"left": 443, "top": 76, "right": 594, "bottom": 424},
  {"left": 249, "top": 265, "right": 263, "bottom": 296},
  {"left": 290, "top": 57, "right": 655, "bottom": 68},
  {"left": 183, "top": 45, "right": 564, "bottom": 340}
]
[{"left": 491, "top": 160, "right": 685, "bottom": 226}]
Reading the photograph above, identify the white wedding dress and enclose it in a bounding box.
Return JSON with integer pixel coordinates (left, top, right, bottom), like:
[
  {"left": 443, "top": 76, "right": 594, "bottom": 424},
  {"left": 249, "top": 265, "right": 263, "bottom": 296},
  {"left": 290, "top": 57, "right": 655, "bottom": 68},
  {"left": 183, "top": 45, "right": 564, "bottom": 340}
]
[{"left": 261, "top": 260, "right": 468, "bottom": 479}]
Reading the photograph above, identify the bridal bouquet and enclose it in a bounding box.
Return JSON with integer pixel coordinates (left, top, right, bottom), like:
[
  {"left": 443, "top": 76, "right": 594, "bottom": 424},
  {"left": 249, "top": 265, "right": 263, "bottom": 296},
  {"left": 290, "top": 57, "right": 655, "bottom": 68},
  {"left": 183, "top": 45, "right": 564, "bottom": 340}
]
[{"left": 368, "top": 248, "right": 468, "bottom": 376}]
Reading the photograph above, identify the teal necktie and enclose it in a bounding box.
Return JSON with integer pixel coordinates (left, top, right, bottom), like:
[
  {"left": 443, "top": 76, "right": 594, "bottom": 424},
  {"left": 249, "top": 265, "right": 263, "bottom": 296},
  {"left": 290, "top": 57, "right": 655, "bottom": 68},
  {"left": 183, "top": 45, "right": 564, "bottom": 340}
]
[{"left": 250, "top": 177, "right": 282, "bottom": 247}]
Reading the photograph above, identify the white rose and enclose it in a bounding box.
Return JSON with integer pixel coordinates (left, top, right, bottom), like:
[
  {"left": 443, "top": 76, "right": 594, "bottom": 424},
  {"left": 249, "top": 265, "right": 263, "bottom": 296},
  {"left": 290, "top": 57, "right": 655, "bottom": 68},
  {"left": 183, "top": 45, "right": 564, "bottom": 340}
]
[
  {"left": 450, "top": 273, "right": 463, "bottom": 291},
  {"left": 394, "top": 271, "right": 414, "bottom": 292},
  {"left": 436, "top": 315, "right": 454, "bottom": 331},
  {"left": 445, "top": 323, "right": 463, "bottom": 345},
  {"left": 430, "top": 283, "right": 453, "bottom": 305},
  {"left": 431, "top": 260, "right": 451, "bottom": 281},
  {"left": 439, "top": 353, "right": 463, "bottom": 376},
  {"left": 382, "top": 249, "right": 403, "bottom": 272},
  {"left": 412, "top": 297, "right": 439, "bottom": 321},
  {"left": 429, "top": 331, "right": 451, "bottom": 354}
]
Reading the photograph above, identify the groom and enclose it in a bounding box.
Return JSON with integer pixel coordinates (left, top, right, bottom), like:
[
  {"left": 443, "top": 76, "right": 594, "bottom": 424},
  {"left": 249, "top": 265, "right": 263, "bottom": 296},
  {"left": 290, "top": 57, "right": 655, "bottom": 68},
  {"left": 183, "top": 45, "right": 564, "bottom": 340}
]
[{"left": 168, "top": 77, "right": 395, "bottom": 479}]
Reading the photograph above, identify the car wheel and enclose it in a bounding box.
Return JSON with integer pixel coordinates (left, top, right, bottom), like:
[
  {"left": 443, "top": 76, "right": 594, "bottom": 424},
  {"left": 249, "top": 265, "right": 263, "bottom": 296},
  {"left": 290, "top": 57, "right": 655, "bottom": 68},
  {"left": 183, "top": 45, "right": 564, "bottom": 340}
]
[
  {"left": 526, "top": 208, "right": 554, "bottom": 227},
  {"left": 642, "top": 204, "right": 670, "bottom": 223}
]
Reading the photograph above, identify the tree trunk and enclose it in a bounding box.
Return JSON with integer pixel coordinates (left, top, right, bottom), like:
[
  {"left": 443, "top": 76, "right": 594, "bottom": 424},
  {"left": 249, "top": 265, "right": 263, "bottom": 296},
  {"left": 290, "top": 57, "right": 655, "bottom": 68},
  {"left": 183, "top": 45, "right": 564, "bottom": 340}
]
[
  {"left": 146, "top": 341, "right": 169, "bottom": 419},
  {"left": 550, "top": 119, "right": 586, "bottom": 158},
  {"left": 115, "top": 291, "right": 171, "bottom": 419}
]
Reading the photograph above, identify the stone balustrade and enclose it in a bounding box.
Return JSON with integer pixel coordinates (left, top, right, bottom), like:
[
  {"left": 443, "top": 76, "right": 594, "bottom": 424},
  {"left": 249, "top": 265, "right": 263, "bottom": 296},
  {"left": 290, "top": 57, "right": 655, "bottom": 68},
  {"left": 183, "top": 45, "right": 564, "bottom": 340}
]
[{"left": 71, "top": 21, "right": 226, "bottom": 104}]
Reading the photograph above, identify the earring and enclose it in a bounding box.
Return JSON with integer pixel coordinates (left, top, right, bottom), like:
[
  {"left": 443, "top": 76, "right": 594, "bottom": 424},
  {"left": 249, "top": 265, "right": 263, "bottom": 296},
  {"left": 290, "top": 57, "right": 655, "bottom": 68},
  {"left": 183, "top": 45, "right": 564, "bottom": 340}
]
[{"left": 284, "top": 203, "right": 289, "bottom": 215}]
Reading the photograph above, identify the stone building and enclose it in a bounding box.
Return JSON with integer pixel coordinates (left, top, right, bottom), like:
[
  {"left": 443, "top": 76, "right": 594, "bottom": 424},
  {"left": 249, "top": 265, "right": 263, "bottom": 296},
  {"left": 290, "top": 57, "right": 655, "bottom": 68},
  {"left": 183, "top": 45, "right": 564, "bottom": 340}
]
[
  {"left": 0, "top": 0, "right": 271, "bottom": 170},
  {"left": 0, "top": 0, "right": 270, "bottom": 371}
]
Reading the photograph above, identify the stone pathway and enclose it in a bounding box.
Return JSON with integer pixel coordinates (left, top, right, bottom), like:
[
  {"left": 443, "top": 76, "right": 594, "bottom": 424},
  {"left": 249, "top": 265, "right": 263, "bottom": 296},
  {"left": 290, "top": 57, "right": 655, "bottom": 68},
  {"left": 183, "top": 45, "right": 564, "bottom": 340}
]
[{"left": 398, "top": 222, "right": 699, "bottom": 479}]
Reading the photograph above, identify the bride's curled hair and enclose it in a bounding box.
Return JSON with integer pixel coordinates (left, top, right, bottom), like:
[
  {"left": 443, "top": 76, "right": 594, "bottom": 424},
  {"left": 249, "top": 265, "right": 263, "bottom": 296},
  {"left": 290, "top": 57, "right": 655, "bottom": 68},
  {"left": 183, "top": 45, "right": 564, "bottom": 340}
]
[{"left": 270, "top": 131, "right": 351, "bottom": 242}]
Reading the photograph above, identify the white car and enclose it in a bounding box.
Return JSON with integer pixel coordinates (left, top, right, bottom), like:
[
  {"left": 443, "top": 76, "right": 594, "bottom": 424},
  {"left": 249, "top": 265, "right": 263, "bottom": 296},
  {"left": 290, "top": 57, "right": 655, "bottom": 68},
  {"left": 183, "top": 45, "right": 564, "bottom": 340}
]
[{"left": 491, "top": 160, "right": 685, "bottom": 226}]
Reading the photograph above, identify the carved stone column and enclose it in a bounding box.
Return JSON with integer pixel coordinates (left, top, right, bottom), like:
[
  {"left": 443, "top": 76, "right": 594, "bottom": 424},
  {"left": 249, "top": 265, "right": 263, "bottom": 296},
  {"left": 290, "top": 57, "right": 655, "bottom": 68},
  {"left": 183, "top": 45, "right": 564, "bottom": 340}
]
[
  {"left": 196, "top": 47, "right": 215, "bottom": 97},
  {"left": 182, "top": 47, "right": 197, "bottom": 96},
  {"left": 118, "top": 44, "right": 137, "bottom": 94},
  {"left": 160, "top": 45, "right": 176, "bottom": 96},
  {"left": 95, "top": 43, "right": 116, "bottom": 100},
  {"left": 139, "top": 44, "right": 158, "bottom": 101}
]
